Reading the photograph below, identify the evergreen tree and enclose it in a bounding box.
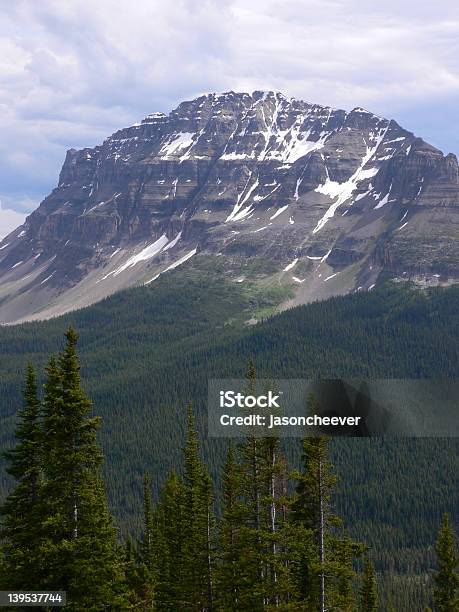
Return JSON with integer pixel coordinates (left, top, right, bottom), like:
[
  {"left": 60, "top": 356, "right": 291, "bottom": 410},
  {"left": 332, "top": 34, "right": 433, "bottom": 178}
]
[
  {"left": 181, "top": 404, "right": 215, "bottom": 610},
  {"left": 141, "top": 474, "right": 155, "bottom": 567},
  {"left": 216, "top": 442, "right": 246, "bottom": 610},
  {"left": 134, "top": 473, "right": 156, "bottom": 609},
  {"left": 331, "top": 536, "right": 361, "bottom": 611},
  {"left": 154, "top": 470, "right": 185, "bottom": 610},
  {"left": 259, "top": 431, "right": 292, "bottom": 608},
  {"left": 290, "top": 432, "right": 338, "bottom": 610},
  {"left": 202, "top": 470, "right": 215, "bottom": 611},
  {"left": 290, "top": 400, "right": 363, "bottom": 612},
  {"left": 433, "top": 513, "right": 459, "bottom": 612},
  {"left": 0, "top": 364, "right": 43, "bottom": 588},
  {"left": 225, "top": 361, "right": 295, "bottom": 608},
  {"left": 359, "top": 558, "right": 378, "bottom": 612},
  {"left": 236, "top": 360, "right": 266, "bottom": 610},
  {"left": 39, "top": 328, "right": 127, "bottom": 610},
  {"left": 123, "top": 537, "right": 146, "bottom": 609}
]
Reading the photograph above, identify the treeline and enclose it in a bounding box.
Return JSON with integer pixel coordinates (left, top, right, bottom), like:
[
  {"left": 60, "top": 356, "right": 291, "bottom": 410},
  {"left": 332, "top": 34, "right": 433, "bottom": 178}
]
[{"left": 0, "top": 331, "right": 458, "bottom": 610}]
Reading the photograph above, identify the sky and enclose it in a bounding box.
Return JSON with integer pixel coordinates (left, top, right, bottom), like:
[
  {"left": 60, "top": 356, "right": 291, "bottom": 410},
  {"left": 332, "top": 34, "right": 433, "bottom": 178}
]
[{"left": 0, "top": 0, "right": 458, "bottom": 238}]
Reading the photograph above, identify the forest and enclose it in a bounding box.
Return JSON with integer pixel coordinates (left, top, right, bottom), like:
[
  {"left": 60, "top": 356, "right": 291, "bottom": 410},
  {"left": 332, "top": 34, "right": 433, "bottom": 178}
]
[
  {"left": 0, "top": 274, "right": 458, "bottom": 608},
  {"left": 0, "top": 330, "right": 457, "bottom": 610}
]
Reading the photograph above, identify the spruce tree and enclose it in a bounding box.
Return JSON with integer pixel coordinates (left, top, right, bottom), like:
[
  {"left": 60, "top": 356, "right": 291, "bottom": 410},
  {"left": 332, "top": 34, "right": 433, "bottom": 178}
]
[
  {"left": 232, "top": 361, "right": 293, "bottom": 608},
  {"left": 135, "top": 473, "right": 156, "bottom": 609},
  {"left": 181, "top": 404, "right": 215, "bottom": 610},
  {"left": 154, "top": 470, "right": 185, "bottom": 610},
  {"left": 359, "top": 558, "right": 378, "bottom": 612},
  {"left": 0, "top": 364, "right": 43, "bottom": 588},
  {"left": 290, "top": 398, "right": 363, "bottom": 612},
  {"left": 433, "top": 513, "right": 459, "bottom": 612},
  {"left": 331, "top": 536, "right": 362, "bottom": 611},
  {"left": 123, "top": 537, "right": 145, "bottom": 609},
  {"left": 258, "top": 429, "right": 292, "bottom": 608},
  {"left": 216, "top": 442, "right": 246, "bottom": 610},
  {"left": 139, "top": 473, "right": 156, "bottom": 571},
  {"left": 291, "top": 433, "right": 338, "bottom": 611},
  {"left": 39, "top": 328, "right": 127, "bottom": 610},
  {"left": 236, "top": 360, "right": 266, "bottom": 610}
]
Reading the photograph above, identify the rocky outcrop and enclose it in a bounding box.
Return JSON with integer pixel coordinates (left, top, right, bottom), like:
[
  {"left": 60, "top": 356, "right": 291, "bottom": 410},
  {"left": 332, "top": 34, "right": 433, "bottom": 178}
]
[{"left": 0, "top": 91, "right": 457, "bottom": 323}]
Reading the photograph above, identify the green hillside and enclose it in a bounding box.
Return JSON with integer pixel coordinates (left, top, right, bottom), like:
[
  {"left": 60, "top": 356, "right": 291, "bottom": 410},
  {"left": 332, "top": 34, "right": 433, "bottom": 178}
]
[{"left": 0, "top": 263, "right": 458, "bottom": 584}]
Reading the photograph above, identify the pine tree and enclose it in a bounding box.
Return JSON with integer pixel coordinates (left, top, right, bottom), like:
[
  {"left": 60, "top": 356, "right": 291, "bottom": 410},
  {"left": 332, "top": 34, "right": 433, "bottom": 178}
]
[
  {"left": 39, "top": 328, "right": 127, "bottom": 610},
  {"left": 135, "top": 473, "right": 156, "bottom": 609},
  {"left": 259, "top": 430, "right": 292, "bottom": 608},
  {"left": 290, "top": 397, "right": 363, "bottom": 612},
  {"left": 124, "top": 537, "right": 145, "bottom": 609},
  {"left": 181, "top": 404, "right": 215, "bottom": 610},
  {"left": 290, "top": 432, "right": 338, "bottom": 611},
  {"left": 331, "top": 536, "right": 362, "bottom": 611},
  {"left": 202, "top": 470, "right": 215, "bottom": 611},
  {"left": 139, "top": 473, "right": 156, "bottom": 571},
  {"left": 433, "top": 513, "right": 459, "bottom": 612},
  {"left": 216, "top": 442, "right": 246, "bottom": 610},
  {"left": 359, "top": 558, "right": 378, "bottom": 612},
  {"left": 229, "top": 361, "right": 294, "bottom": 608},
  {"left": 0, "top": 364, "right": 43, "bottom": 588},
  {"left": 154, "top": 470, "right": 185, "bottom": 610},
  {"left": 236, "top": 360, "right": 266, "bottom": 610}
]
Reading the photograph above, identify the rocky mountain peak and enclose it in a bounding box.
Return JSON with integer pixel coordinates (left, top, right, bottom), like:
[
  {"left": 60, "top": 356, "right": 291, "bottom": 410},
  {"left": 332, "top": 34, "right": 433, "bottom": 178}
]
[{"left": 0, "top": 91, "right": 457, "bottom": 324}]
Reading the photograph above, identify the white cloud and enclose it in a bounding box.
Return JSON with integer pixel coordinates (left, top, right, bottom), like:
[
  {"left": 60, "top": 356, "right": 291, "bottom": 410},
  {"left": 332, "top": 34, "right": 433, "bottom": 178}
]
[
  {"left": 0, "top": 0, "right": 458, "bottom": 214},
  {"left": 0, "top": 203, "right": 26, "bottom": 240}
]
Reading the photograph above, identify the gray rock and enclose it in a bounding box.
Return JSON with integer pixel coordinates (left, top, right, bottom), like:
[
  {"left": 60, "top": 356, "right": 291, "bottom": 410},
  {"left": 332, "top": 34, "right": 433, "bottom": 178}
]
[{"left": 0, "top": 91, "right": 457, "bottom": 324}]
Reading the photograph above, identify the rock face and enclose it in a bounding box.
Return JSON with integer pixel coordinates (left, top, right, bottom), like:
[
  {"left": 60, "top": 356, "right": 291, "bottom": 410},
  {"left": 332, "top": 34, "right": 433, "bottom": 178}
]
[{"left": 0, "top": 91, "right": 458, "bottom": 323}]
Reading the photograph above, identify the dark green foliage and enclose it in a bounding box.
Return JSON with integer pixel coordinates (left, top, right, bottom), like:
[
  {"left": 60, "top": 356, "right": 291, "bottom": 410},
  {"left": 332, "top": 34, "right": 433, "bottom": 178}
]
[
  {"left": 0, "top": 364, "right": 42, "bottom": 588},
  {"left": 359, "top": 558, "right": 378, "bottom": 611},
  {"left": 433, "top": 514, "right": 459, "bottom": 612},
  {"left": 38, "top": 329, "right": 126, "bottom": 610},
  {"left": 181, "top": 405, "right": 215, "bottom": 610},
  {"left": 154, "top": 470, "right": 185, "bottom": 610},
  {"left": 140, "top": 474, "right": 155, "bottom": 571},
  {"left": 1, "top": 330, "right": 457, "bottom": 609},
  {"left": 0, "top": 278, "right": 458, "bottom": 607},
  {"left": 291, "top": 432, "right": 363, "bottom": 611},
  {"left": 216, "top": 442, "right": 245, "bottom": 610},
  {"left": 130, "top": 473, "right": 156, "bottom": 610},
  {"left": 1, "top": 330, "right": 127, "bottom": 610}
]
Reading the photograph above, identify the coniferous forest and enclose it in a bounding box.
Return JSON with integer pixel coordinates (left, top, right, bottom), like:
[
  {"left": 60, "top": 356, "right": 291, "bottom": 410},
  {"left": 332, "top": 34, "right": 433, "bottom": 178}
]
[
  {"left": 0, "top": 278, "right": 458, "bottom": 610},
  {"left": 0, "top": 328, "right": 457, "bottom": 611}
]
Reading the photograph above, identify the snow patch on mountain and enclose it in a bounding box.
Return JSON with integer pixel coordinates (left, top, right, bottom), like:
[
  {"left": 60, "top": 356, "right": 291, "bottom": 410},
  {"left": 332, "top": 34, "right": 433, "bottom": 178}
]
[
  {"left": 159, "top": 133, "right": 195, "bottom": 158},
  {"left": 103, "top": 235, "right": 169, "bottom": 279},
  {"left": 313, "top": 125, "right": 389, "bottom": 233},
  {"left": 283, "top": 258, "right": 298, "bottom": 272}
]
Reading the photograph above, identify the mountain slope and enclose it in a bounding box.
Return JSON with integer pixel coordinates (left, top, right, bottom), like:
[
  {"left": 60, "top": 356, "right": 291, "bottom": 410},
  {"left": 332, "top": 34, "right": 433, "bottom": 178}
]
[
  {"left": 1, "top": 91, "right": 458, "bottom": 324},
  {"left": 1, "top": 279, "right": 458, "bottom": 571}
]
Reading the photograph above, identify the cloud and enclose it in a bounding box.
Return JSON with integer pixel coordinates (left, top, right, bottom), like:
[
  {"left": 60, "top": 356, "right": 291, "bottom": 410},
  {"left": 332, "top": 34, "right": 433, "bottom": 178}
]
[
  {"left": 0, "top": 203, "right": 26, "bottom": 240},
  {"left": 0, "top": 0, "right": 458, "bottom": 214}
]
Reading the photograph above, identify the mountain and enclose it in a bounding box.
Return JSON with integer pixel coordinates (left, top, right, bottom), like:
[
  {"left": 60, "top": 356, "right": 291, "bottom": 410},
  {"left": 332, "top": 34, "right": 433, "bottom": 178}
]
[{"left": 0, "top": 90, "right": 458, "bottom": 324}]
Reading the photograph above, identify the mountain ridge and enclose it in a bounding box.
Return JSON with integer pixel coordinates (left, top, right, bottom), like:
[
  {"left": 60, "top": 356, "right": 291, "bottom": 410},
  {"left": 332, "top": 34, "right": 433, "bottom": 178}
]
[{"left": 1, "top": 90, "right": 458, "bottom": 324}]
